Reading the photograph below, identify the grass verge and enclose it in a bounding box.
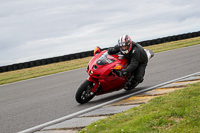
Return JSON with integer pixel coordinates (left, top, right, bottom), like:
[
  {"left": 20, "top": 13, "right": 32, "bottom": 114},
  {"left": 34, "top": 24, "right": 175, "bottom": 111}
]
[
  {"left": 1, "top": 36, "right": 200, "bottom": 85},
  {"left": 79, "top": 82, "right": 200, "bottom": 133}
]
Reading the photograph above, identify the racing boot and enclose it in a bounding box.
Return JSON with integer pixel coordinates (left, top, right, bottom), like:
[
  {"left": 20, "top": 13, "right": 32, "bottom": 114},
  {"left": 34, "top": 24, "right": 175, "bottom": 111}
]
[
  {"left": 130, "top": 80, "right": 139, "bottom": 89},
  {"left": 124, "top": 80, "right": 138, "bottom": 91}
]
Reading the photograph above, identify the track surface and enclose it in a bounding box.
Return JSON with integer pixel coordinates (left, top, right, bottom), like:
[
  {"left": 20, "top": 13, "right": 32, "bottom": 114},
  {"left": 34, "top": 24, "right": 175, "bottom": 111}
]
[{"left": 0, "top": 44, "right": 200, "bottom": 133}]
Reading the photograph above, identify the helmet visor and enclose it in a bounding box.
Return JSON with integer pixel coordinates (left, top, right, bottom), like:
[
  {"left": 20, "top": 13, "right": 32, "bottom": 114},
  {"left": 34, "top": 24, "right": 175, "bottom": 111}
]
[
  {"left": 121, "top": 42, "right": 130, "bottom": 51},
  {"left": 121, "top": 45, "right": 129, "bottom": 51}
]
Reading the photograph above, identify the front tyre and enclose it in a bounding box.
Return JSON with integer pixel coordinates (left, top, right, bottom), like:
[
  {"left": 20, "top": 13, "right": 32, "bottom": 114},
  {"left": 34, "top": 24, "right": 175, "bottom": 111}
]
[{"left": 75, "top": 80, "right": 95, "bottom": 104}]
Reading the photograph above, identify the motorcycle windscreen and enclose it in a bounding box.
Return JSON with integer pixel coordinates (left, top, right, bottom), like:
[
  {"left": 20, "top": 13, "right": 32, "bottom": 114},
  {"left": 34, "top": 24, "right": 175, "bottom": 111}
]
[{"left": 96, "top": 52, "right": 116, "bottom": 65}]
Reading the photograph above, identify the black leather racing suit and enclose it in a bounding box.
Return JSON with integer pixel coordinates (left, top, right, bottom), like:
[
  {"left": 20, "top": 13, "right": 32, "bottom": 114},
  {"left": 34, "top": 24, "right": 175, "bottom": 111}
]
[{"left": 108, "top": 41, "right": 148, "bottom": 83}]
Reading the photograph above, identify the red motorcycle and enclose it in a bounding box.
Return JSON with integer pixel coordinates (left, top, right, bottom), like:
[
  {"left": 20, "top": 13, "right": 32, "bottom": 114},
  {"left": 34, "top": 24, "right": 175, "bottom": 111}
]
[{"left": 75, "top": 47, "right": 154, "bottom": 104}]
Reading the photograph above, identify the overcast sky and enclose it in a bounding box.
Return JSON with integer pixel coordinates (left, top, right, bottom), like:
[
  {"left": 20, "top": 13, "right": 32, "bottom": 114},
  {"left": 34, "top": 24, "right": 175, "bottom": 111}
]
[{"left": 0, "top": 0, "right": 200, "bottom": 66}]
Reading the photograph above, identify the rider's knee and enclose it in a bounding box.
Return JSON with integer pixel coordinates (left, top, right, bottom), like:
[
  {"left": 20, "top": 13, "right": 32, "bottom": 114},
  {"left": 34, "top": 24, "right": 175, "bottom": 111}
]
[{"left": 134, "top": 76, "right": 144, "bottom": 83}]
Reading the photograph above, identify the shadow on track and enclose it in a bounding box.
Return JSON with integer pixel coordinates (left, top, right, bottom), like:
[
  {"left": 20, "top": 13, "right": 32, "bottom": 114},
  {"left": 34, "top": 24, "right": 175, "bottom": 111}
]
[{"left": 77, "top": 86, "right": 150, "bottom": 106}]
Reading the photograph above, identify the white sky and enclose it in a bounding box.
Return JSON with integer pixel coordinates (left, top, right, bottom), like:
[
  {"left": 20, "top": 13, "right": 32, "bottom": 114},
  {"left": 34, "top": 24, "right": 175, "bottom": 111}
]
[{"left": 0, "top": 0, "right": 200, "bottom": 66}]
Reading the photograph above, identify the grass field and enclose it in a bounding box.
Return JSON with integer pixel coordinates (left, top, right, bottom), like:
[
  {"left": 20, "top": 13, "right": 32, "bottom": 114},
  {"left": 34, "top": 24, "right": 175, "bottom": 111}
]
[
  {"left": 79, "top": 81, "right": 200, "bottom": 133},
  {"left": 0, "top": 36, "right": 200, "bottom": 85}
]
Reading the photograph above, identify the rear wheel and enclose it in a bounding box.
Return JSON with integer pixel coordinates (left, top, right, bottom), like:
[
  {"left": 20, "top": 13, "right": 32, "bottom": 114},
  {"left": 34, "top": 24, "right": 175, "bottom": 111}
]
[{"left": 75, "top": 80, "right": 95, "bottom": 104}]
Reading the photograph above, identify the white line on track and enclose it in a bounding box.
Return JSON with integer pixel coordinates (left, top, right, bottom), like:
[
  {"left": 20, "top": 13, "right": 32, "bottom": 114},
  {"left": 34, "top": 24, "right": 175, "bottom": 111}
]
[{"left": 19, "top": 71, "right": 200, "bottom": 133}]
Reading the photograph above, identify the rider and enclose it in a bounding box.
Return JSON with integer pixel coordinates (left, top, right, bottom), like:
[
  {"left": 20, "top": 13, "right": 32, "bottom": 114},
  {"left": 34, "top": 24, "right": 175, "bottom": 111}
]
[{"left": 108, "top": 35, "right": 148, "bottom": 89}]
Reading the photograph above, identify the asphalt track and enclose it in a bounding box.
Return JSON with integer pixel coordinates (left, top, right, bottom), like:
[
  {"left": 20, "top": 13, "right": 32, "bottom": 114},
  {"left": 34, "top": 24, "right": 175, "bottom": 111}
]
[{"left": 0, "top": 44, "right": 200, "bottom": 133}]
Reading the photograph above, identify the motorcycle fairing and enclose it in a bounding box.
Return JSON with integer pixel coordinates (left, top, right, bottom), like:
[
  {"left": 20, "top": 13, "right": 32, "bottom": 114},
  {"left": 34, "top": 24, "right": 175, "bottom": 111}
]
[{"left": 86, "top": 50, "right": 128, "bottom": 95}]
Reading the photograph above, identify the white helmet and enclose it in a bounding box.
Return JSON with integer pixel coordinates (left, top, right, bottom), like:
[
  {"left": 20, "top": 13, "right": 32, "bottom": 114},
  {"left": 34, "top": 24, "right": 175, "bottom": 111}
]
[{"left": 118, "top": 35, "right": 133, "bottom": 54}]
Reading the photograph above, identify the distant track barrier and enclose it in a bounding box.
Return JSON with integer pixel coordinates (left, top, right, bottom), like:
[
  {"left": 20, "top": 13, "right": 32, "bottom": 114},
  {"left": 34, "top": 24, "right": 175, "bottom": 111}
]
[{"left": 1, "top": 31, "right": 200, "bottom": 73}]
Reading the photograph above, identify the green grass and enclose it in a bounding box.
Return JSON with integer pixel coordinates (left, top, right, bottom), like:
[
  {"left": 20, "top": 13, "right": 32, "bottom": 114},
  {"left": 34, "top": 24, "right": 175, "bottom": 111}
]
[
  {"left": 1, "top": 36, "right": 200, "bottom": 85},
  {"left": 0, "top": 57, "right": 91, "bottom": 85},
  {"left": 144, "top": 36, "right": 200, "bottom": 53},
  {"left": 79, "top": 82, "right": 200, "bottom": 133}
]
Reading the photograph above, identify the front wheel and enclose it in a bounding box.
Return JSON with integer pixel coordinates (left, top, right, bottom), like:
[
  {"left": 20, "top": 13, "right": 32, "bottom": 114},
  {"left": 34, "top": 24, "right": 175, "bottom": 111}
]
[{"left": 75, "top": 80, "right": 95, "bottom": 104}]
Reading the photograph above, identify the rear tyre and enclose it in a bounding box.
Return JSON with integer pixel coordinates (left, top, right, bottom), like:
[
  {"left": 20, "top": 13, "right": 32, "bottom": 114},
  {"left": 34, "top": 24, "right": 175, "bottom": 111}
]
[{"left": 75, "top": 80, "right": 95, "bottom": 104}]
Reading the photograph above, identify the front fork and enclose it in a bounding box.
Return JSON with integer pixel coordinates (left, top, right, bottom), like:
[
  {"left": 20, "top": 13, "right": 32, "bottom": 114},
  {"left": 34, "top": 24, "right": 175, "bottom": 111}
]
[{"left": 87, "top": 77, "right": 100, "bottom": 94}]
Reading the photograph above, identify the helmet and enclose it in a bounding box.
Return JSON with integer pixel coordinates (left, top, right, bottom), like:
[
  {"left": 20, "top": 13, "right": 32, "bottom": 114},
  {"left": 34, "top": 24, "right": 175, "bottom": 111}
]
[{"left": 118, "top": 35, "right": 133, "bottom": 54}]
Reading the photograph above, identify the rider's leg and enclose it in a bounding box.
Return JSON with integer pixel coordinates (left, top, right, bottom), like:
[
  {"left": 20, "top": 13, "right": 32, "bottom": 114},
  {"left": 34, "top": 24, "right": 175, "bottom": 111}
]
[{"left": 132, "top": 63, "right": 147, "bottom": 86}]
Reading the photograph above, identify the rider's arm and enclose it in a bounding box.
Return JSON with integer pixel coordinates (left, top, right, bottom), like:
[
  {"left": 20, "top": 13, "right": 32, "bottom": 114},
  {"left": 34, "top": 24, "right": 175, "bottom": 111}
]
[
  {"left": 122, "top": 50, "right": 140, "bottom": 73},
  {"left": 108, "top": 45, "right": 120, "bottom": 55}
]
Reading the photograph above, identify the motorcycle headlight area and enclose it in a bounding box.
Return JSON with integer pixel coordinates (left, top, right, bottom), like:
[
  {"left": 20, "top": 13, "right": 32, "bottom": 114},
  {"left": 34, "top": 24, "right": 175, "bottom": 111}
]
[{"left": 89, "top": 70, "right": 93, "bottom": 75}]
